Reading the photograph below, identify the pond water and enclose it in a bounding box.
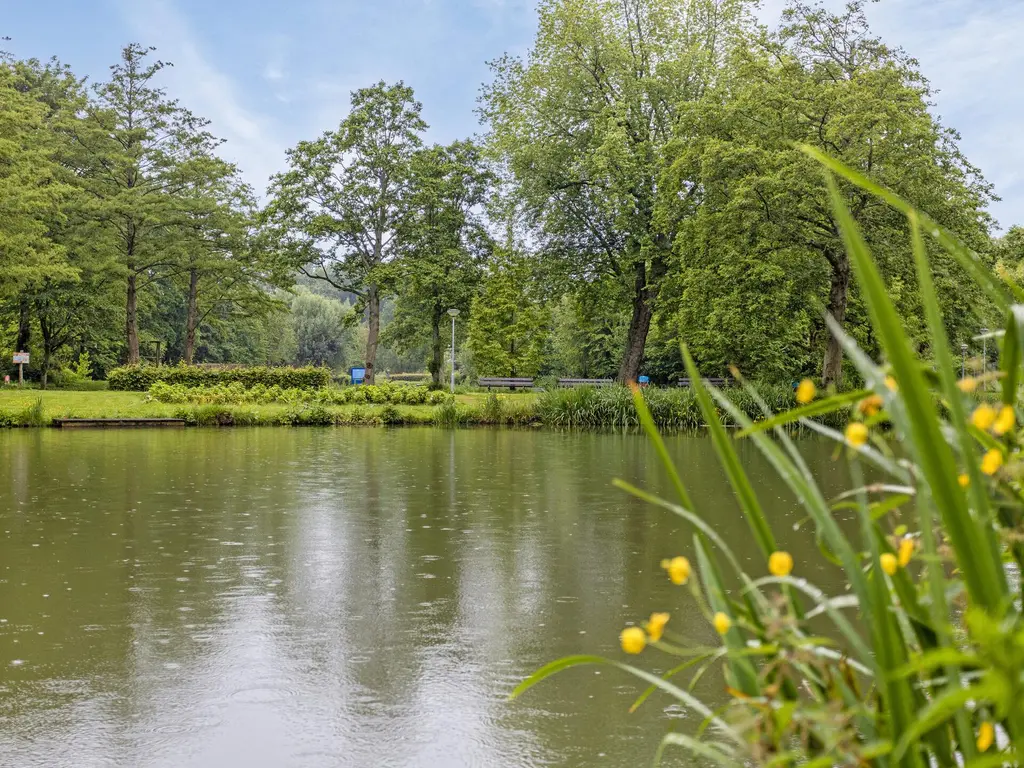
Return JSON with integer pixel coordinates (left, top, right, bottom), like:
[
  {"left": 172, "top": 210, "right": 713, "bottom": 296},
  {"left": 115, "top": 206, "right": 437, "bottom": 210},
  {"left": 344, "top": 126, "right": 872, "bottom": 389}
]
[{"left": 0, "top": 428, "right": 851, "bottom": 767}]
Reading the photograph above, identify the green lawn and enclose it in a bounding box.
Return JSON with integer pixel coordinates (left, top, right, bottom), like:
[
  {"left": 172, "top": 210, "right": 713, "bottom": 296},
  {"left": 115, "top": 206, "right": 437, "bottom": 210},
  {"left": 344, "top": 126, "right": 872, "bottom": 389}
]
[{"left": 0, "top": 388, "right": 538, "bottom": 427}]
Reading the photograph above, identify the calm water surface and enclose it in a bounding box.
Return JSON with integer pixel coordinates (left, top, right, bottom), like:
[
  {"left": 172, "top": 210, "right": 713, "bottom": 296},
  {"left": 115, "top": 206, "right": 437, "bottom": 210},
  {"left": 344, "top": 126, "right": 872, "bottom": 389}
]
[{"left": 0, "top": 428, "right": 850, "bottom": 767}]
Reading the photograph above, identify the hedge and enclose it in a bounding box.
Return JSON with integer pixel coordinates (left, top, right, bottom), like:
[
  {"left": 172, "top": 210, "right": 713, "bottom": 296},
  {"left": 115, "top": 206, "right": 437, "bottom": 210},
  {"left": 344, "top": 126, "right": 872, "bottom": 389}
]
[{"left": 108, "top": 364, "right": 331, "bottom": 391}]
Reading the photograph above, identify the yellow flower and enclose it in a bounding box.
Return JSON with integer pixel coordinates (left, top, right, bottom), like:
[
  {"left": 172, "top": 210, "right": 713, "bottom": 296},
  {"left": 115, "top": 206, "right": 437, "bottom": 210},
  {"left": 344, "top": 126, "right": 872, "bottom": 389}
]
[
  {"left": 664, "top": 556, "right": 691, "bottom": 586},
  {"left": 795, "top": 378, "right": 816, "bottom": 405},
  {"left": 845, "top": 422, "right": 869, "bottom": 447},
  {"left": 768, "top": 551, "right": 794, "bottom": 577},
  {"left": 977, "top": 721, "right": 994, "bottom": 752},
  {"left": 713, "top": 612, "right": 732, "bottom": 635},
  {"left": 858, "top": 394, "right": 884, "bottom": 417},
  {"left": 885, "top": 376, "right": 898, "bottom": 392},
  {"left": 644, "top": 612, "right": 670, "bottom": 642},
  {"left": 897, "top": 537, "right": 914, "bottom": 568},
  {"left": 620, "top": 626, "right": 646, "bottom": 655},
  {"left": 958, "top": 377, "right": 978, "bottom": 393},
  {"left": 981, "top": 449, "right": 1004, "bottom": 476},
  {"left": 994, "top": 406, "right": 1016, "bottom": 436},
  {"left": 880, "top": 553, "right": 898, "bottom": 576},
  {"left": 958, "top": 473, "right": 970, "bottom": 488},
  {"left": 972, "top": 404, "right": 997, "bottom": 431}
]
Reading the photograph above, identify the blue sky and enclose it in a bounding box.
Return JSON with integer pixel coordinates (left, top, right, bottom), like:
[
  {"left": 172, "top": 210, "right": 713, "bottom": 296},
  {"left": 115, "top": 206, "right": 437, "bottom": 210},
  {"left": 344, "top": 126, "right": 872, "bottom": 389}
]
[{"left": 6, "top": 0, "right": 1023, "bottom": 228}]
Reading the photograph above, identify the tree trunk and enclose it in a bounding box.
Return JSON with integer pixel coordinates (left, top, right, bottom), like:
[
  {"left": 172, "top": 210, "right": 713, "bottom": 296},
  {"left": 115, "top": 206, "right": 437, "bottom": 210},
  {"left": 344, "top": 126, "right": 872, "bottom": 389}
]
[
  {"left": 126, "top": 272, "right": 140, "bottom": 364},
  {"left": 16, "top": 298, "right": 31, "bottom": 353},
  {"left": 183, "top": 267, "right": 199, "bottom": 365},
  {"left": 617, "top": 259, "right": 656, "bottom": 384},
  {"left": 822, "top": 250, "right": 851, "bottom": 388},
  {"left": 364, "top": 283, "right": 380, "bottom": 384},
  {"left": 38, "top": 314, "right": 51, "bottom": 391},
  {"left": 428, "top": 310, "right": 442, "bottom": 387}
]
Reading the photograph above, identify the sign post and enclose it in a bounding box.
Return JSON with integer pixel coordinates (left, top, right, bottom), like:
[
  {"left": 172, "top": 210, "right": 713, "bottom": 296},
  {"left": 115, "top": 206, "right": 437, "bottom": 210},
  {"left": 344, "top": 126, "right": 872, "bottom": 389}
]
[
  {"left": 349, "top": 367, "right": 366, "bottom": 386},
  {"left": 12, "top": 352, "right": 29, "bottom": 387}
]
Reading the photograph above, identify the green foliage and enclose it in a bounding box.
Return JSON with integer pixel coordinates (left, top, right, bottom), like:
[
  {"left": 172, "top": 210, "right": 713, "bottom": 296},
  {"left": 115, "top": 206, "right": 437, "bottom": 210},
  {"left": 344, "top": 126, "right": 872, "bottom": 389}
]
[
  {"left": 108, "top": 364, "right": 330, "bottom": 391},
  {"left": 265, "top": 81, "right": 428, "bottom": 383},
  {"left": 145, "top": 380, "right": 432, "bottom": 406},
  {"left": 467, "top": 250, "right": 548, "bottom": 377},
  {"left": 289, "top": 288, "right": 355, "bottom": 367},
  {"left": 664, "top": 0, "right": 993, "bottom": 384},
  {"left": 512, "top": 153, "right": 1024, "bottom": 765},
  {"left": 384, "top": 140, "right": 492, "bottom": 385}
]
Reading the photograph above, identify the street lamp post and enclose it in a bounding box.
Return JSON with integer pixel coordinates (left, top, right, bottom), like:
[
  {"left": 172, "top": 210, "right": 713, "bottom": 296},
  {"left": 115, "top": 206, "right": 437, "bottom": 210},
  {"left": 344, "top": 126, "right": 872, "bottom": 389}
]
[
  {"left": 961, "top": 343, "right": 968, "bottom": 380},
  {"left": 980, "top": 327, "right": 989, "bottom": 390},
  {"left": 447, "top": 308, "right": 460, "bottom": 394}
]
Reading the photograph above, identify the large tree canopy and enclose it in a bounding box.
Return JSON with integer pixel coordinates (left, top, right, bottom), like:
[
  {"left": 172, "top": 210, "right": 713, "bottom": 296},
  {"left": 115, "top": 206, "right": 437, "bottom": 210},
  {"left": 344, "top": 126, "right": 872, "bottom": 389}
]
[
  {"left": 265, "top": 81, "right": 427, "bottom": 383},
  {"left": 482, "top": 0, "right": 757, "bottom": 382}
]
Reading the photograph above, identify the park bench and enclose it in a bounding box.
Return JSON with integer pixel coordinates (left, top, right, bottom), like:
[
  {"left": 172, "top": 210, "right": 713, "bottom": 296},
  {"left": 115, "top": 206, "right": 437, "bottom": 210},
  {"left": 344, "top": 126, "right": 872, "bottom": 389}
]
[
  {"left": 558, "top": 378, "right": 614, "bottom": 388},
  {"left": 678, "top": 377, "right": 730, "bottom": 388},
  {"left": 479, "top": 377, "right": 535, "bottom": 391}
]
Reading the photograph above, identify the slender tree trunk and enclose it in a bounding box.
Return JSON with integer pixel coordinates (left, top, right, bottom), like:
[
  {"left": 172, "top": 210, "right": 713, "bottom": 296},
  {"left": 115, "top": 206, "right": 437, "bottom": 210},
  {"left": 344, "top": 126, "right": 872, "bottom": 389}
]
[
  {"left": 38, "top": 315, "right": 51, "bottom": 391},
  {"left": 364, "top": 283, "right": 380, "bottom": 384},
  {"left": 617, "top": 258, "right": 659, "bottom": 384},
  {"left": 126, "top": 271, "right": 140, "bottom": 364},
  {"left": 16, "top": 298, "right": 31, "bottom": 353},
  {"left": 822, "top": 250, "right": 851, "bottom": 388},
  {"left": 184, "top": 267, "right": 200, "bottom": 365},
  {"left": 428, "top": 309, "right": 442, "bottom": 387}
]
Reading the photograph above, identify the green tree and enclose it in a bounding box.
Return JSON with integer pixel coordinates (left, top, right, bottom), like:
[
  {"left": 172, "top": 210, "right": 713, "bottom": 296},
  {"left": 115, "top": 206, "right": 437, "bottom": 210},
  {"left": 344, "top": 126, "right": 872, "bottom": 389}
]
[
  {"left": 467, "top": 250, "right": 548, "bottom": 378},
  {"left": 266, "top": 81, "right": 427, "bottom": 383},
  {"left": 290, "top": 288, "right": 354, "bottom": 367},
  {"left": 481, "top": 0, "right": 755, "bottom": 382},
  {"left": 665, "top": 0, "right": 993, "bottom": 385},
  {"left": 75, "top": 43, "right": 224, "bottom": 363},
  {"left": 177, "top": 163, "right": 284, "bottom": 364},
  {"left": 384, "top": 140, "right": 493, "bottom": 386}
]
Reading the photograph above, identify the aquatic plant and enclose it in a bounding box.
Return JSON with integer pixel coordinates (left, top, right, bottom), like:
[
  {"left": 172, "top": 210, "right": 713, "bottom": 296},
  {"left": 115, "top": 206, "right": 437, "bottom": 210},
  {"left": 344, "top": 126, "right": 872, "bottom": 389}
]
[{"left": 512, "top": 149, "right": 1024, "bottom": 765}]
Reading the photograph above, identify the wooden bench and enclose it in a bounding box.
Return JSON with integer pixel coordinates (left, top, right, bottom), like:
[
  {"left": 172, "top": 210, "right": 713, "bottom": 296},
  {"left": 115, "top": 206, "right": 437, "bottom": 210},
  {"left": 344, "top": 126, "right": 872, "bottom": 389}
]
[
  {"left": 558, "top": 378, "right": 614, "bottom": 388},
  {"left": 479, "top": 377, "right": 535, "bottom": 391},
  {"left": 678, "top": 377, "right": 730, "bottom": 388}
]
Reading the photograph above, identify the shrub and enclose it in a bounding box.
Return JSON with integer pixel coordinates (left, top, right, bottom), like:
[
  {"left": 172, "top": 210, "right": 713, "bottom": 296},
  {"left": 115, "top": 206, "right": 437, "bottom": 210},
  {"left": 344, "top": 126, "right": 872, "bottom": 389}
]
[
  {"left": 109, "top": 363, "right": 331, "bottom": 391},
  {"left": 512, "top": 151, "right": 1024, "bottom": 765}
]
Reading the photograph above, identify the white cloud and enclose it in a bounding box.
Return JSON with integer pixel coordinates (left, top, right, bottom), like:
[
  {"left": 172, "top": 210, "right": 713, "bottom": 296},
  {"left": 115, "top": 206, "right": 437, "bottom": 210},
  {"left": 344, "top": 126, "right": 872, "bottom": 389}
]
[{"left": 116, "top": 0, "right": 287, "bottom": 196}]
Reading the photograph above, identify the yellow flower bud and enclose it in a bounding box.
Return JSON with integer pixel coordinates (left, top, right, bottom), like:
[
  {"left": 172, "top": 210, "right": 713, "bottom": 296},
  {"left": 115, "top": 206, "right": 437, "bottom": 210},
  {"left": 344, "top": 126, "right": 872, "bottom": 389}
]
[
  {"left": 845, "top": 422, "right": 869, "bottom": 447},
  {"left": 858, "top": 394, "right": 884, "bottom": 417},
  {"left": 880, "top": 553, "right": 898, "bottom": 576},
  {"left": 958, "top": 377, "right": 978, "bottom": 393},
  {"left": 796, "top": 379, "right": 816, "bottom": 405},
  {"left": 768, "top": 551, "right": 793, "bottom": 577},
  {"left": 972, "top": 404, "right": 997, "bottom": 431},
  {"left": 977, "top": 721, "right": 994, "bottom": 752},
  {"left": 664, "top": 556, "right": 691, "bottom": 586},
  {"left": 620, "top": 626, "right": 646, "bottom": 655},
  {"left": 958, "top": 473, "right": 970, "bottom": 488},
  {"left": 885, "top": 376, "right": 898, "bottom": 392},
  {"left": 981, "top": 449, "right": 1004, "bottom": 476},
  {"left": 994, "top": 406, "right": 1016, "bottom": 436},
  {"left": 713, "top": 612, "right": 732, "bottom": 635},
  {"left": 644, "top": 612, "right": 670, "bottom": 642},
  {"left": 897, "top": 537, "right": 914, "bottom": 568}
]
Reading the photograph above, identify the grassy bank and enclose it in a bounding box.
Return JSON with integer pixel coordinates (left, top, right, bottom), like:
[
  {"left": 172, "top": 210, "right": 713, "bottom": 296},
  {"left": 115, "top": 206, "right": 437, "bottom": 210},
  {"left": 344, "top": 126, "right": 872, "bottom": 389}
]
[{"left": 0, "top": 385, "right": 851, "bottom": 429}]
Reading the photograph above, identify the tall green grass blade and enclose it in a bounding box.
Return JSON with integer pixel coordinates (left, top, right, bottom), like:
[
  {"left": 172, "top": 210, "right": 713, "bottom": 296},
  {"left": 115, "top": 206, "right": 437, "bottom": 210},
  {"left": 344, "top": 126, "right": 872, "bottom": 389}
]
[
  {"left": 823, "top": 171, "right": 1007, "bottom": 613},
  {"left": 1002, "top": 307, "right": 1024, "bottom": 407},
  {"left": 630, "top": 386, "right": 693, "bottom": 510},
  {"left": 737, "top": 389, "right": 868, "bottom": 437},
  {"left": 681, "top": 347, "right": 777, "bottom": 559},
  {"left": 694, "top": 537, "right": 761, "bottom": 696},
  {"left": 654, "top": 734, "right": 741, "bottom": 768}
]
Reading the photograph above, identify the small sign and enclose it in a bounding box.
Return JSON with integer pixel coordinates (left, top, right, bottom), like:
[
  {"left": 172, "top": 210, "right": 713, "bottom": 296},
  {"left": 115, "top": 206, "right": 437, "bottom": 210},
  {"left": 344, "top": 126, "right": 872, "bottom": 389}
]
[
  {"left": 638, "top": 375, "right": 650, "bottom": 387},
  {"left": 350, "top": 367, "right": 366, "bottom": 385},
  {"left": 13, "top": 352, "right": 29, "bottom": 365}
]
